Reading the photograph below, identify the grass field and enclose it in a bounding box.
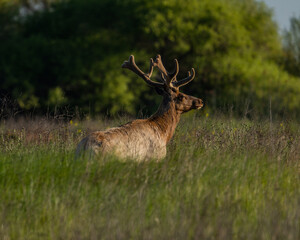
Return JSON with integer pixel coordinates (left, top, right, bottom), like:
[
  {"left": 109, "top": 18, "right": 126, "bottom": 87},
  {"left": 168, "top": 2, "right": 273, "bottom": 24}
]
[{"left": 0, "top": 114, "right": 299, "bottom": 240}]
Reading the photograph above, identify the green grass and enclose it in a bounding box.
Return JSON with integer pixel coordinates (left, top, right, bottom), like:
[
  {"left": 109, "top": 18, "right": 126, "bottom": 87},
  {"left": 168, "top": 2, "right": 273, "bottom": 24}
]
[{"left": 0, "top": 115, "right": 299, "bottom": 239}]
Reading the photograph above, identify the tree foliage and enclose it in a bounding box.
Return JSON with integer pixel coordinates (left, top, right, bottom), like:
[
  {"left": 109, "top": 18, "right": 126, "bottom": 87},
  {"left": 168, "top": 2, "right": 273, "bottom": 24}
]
[
  {"left": 283, "top": 16, "right": 300, "bottom": 78},
  {"left": 0, "top": 0, "right": 300, "bottom": 117}
]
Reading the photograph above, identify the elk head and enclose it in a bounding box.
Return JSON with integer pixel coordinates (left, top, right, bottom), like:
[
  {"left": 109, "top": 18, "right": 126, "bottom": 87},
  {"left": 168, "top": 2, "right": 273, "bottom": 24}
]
[{"left": 122, "top": 55, "right": 203, "bottom": 114}]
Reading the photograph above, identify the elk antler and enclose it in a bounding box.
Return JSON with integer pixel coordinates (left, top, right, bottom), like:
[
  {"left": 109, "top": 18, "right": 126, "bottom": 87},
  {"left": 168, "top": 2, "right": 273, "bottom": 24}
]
[
  {"left": 152, "top": 55, "right": 179, "bottom": 86},
  {"left": 172, "top": 68, "right": 195, "bottom": 88},
  {"left": 122, "top": 55, "right": 164, "bottom": 88},
  {"left": 122, "top": 55, "right": 195, "bottom": 89}
]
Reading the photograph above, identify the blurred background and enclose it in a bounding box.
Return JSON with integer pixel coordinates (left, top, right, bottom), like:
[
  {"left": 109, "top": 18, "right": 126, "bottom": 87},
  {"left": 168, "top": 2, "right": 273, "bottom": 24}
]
[{"left": 0, "top": 0, "right": 299, "bottom": 119}]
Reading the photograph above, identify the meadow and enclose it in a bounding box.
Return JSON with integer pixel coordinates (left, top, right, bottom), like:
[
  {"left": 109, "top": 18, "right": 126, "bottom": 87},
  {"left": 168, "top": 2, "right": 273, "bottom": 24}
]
[{"left": 0, "top": 113, "right": 299, "bottom": 240}]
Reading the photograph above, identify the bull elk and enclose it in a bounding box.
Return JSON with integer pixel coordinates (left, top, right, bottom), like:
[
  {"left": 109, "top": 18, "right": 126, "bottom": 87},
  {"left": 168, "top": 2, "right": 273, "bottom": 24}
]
[{"left": 76, "top": 55, "right": 203, "bottom": 160}]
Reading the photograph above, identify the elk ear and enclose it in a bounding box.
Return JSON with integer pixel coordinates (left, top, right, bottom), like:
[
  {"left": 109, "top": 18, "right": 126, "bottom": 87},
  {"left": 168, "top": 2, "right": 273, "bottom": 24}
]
[{"left": 155, "top": 86, "right": 164, "bottom": 95}]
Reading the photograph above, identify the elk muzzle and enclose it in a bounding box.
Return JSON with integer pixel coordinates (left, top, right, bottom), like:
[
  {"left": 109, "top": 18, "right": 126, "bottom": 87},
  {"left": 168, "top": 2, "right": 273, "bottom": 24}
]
[{"left": 193, "top": 98, "right": 204, "bottom": 109}]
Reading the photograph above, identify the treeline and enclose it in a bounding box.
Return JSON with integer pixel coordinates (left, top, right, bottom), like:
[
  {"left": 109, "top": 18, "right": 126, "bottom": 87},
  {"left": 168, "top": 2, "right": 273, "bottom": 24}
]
[{"left": 0, "top": 0, "right": 300, "bottom": 118}]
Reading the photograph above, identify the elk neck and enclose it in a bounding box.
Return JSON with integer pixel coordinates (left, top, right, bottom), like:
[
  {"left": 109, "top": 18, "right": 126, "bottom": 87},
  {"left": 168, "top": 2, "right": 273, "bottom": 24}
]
[{"left": 148, "top": 95, "right": 181, "bottom": 144}]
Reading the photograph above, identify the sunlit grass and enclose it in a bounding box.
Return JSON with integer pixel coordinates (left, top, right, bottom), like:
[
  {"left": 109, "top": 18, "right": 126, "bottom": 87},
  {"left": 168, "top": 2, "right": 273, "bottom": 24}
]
[{"left": 0, "top": 115, "right": 299, "bottom": 239}]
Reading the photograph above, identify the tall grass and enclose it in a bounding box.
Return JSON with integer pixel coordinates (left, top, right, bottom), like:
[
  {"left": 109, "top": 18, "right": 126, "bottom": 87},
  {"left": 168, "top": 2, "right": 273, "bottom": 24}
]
[{"left": 0, "top": 114, "right": 299, "bottom": 239}]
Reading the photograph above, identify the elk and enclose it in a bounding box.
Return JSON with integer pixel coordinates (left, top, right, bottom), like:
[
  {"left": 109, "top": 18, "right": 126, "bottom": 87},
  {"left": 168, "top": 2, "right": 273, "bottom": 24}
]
[{"left": 76, "top": 55, "right": 203, "bottom": 160}]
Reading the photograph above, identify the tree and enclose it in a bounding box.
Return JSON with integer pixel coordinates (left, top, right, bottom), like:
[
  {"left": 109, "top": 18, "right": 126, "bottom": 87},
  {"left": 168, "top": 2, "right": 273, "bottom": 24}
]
[
  {"left": 283, "top": 16, "right": 300, "bottom": 77},
  {"left": 1, "top": 0, "right": 300, "bottom": 118}
]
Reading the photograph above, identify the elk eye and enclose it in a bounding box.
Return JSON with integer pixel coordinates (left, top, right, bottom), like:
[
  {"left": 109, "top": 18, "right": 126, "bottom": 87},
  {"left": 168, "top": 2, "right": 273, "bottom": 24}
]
[{"left": 177, "top": 95, "right": 183, "bottom": 101}]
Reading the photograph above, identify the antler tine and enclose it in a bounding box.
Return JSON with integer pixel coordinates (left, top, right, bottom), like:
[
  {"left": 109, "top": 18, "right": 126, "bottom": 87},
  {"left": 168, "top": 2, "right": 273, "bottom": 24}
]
[
  {"left": 148, "top": 58, "right": 155, "bottom": 78},
  {"left": 160, "top": 72, "right": 167, "bottom": 82},
  {"left": 122, "top": 55, "right": 164, "bottom": 88},
  {"left": 172, "top": 68, "right": 195, "bottom": 88},
  {"left": 170, "top": 59, "right": 179, "bottom": 82},
  {"left": 153, "top": 55, "right": 180, "bottom": 86},
  {"left": 153, "top": 55, "right": 171, "bottom": 85}
]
